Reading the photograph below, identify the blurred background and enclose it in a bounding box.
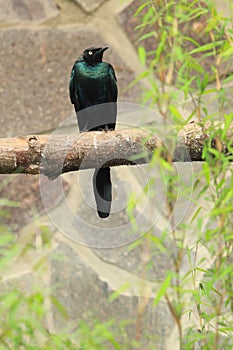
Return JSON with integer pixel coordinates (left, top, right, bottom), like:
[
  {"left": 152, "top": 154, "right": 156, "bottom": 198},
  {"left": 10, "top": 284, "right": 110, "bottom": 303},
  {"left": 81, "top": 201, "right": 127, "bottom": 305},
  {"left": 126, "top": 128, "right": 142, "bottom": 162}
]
[{"left": 0, "top": 0, "right": 233, "bottom": 349}]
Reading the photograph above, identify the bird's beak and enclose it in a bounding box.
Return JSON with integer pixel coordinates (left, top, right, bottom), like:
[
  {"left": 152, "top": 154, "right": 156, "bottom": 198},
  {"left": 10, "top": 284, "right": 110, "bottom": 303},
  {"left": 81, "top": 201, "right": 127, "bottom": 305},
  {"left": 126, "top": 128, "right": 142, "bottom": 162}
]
[{"left": 100, "top": 46, "right": 109, "bottom": 53}]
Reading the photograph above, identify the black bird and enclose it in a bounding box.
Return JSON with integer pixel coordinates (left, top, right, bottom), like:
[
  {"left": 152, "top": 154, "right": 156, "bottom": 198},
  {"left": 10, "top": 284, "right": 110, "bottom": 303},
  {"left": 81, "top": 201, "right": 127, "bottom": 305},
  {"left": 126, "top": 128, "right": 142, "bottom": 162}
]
[{"left": 69, "top": 46, "right": 118, "bottom": 218}]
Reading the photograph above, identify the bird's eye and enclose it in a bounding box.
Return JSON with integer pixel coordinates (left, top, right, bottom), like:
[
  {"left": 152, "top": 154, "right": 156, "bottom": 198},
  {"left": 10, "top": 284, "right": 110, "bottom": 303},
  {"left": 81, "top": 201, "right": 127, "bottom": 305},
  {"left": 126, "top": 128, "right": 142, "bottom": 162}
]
[{"left": 88, "top": 51, "right": 93, "bottom": 55}]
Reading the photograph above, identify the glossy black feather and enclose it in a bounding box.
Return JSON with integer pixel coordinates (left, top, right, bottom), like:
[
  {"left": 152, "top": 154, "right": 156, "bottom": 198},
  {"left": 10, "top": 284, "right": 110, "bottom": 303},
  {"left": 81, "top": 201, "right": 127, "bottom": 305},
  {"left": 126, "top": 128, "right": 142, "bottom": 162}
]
[
  {"left": 93, "top": 168, "right": 111, "bottom": 218},
  {"left": 69, "top": 47, "right": 118, "bottom": 218}
]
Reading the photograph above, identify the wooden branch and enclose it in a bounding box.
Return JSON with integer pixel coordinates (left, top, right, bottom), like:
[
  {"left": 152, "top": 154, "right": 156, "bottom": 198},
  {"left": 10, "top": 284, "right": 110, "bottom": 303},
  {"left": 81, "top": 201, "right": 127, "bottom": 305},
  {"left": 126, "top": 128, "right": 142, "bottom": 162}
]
[{"left": 0, "top": 122, "right": 231, "bottom": 179}]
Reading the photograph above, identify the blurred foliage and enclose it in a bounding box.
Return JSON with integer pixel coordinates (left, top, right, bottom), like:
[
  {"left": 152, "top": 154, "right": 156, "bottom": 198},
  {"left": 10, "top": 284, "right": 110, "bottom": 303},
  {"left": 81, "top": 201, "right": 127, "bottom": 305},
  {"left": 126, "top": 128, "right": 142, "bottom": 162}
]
[{"left": 125, "top": 0, "right": 233, "bottom": 349}]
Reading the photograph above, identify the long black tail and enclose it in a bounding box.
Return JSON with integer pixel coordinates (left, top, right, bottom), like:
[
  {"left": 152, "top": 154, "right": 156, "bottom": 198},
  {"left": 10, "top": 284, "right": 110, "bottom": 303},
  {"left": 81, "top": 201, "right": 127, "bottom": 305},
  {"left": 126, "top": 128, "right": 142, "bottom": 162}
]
[{"left": 93, "top": 167, "right": 112, "bottom": 218}]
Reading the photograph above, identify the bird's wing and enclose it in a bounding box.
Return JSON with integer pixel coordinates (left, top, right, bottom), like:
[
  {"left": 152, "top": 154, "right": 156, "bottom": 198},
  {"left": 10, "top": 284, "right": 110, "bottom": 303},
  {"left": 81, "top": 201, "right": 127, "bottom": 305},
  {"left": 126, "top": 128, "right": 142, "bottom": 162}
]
[
  {"left": 69, "top": 59, "right": 82, "bottom": 108},
  {"left": 109, "top": 64, "right": 117, "bottom": 82},
  {"left": 69, "top": 64, "right": 76, "bottom": 105},
  {"left": 108, "top": 64, "right": 118, "bottom": 101}
]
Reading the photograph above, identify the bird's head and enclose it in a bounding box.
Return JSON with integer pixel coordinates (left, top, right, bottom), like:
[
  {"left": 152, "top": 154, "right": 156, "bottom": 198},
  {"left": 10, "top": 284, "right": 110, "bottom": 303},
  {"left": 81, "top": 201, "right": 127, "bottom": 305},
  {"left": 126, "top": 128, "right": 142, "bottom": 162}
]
[{"left": 82, "top": 46, "right": 109, "bottom": 65}]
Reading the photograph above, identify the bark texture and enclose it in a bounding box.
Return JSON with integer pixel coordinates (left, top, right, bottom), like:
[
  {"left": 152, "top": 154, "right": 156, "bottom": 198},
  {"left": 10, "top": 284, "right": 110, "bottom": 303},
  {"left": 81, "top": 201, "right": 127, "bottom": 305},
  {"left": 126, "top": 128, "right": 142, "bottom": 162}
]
[{"left": 0, "top": 122, "right": 230, "bottom": 179}]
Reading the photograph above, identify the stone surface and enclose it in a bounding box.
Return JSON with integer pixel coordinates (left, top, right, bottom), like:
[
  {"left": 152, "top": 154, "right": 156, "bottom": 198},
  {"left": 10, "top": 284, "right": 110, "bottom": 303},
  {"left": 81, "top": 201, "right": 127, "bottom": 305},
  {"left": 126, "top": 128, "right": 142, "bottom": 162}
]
[
  {"left": 184, "top": 82, "right": 233, "bottom": 120},
  {"left": 93, "top": 231, "right": 173, "bottom": 281},
  {"left": 0, "top": 0, "right": 59, "bottom": 23},
  {"left": 74, "top": 0, "right": 107, "bottom": 13},
  {"left": 0, "top": 174, "right": 69, "bottom": 233},
  {"left": 0, "top": 27, "right": 140, "bottom": 137},
  {"left": 52, "top": 242, "right": 174, "bottom": 349},
  {"left": 214, "top": 0, "right": 232, "bottom": 17}
]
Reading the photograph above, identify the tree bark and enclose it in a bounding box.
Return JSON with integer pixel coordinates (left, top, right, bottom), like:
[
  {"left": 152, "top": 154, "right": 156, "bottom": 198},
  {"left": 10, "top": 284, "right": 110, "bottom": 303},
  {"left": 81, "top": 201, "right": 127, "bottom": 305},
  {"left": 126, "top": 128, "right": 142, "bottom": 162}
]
[{"left": 0, "top": 122, "right": 230, "bottom": 179}]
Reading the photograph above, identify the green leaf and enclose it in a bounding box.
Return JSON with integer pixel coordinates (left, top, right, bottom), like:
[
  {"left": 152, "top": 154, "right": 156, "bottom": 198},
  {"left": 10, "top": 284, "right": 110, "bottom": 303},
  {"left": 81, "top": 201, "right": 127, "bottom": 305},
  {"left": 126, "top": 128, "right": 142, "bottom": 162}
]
[
  {"left": 218, "top": 327, "right": 233, "bottom": 332},
  {"left": 190, "top": 41, "right": 224, "bottom": 54},
  {"left": 50, "top": 295, "right": 68, "bottom": 318},
  {"left": 183, "top": 35, "right": 200, "bottom": 47},
  {"left": 203, "top": 162, "right": 211, "bottom": 185},
  {"left": 153, "top": 272, "right": 172, "bottom": 306},
  {"left": 0, "top": 233, "right": 14, "bottom": 246},
  {"left": 109, "top": 283, "right": 131, "bottom": 302},
  {"left": 127, "top": 238, "right": 142, "bottom": 252},
  {"left": 221, "top": 114, "right": 232, "bottom": 139},
  {"left": 155, "top": 30, "right": 167, "bottom": 63},
  {"left": 124, "top": 70, "right": 149, "bottom": 92},
  {"left": 126, "top": 192, "right": 138, "bottom": 231},
  {"left": 137, "top": 31, "right": 157, "bottom": 43},
  {"left": 190, "top": 207, "right": 202, "bottom": 224},
  {"left": 220, "top": 45, "right": 233, "bottom": 59},
  {"left": 169, "top": 105, "right": 185, "bottom": 124},
  {"left": 138, "top": 46, "right": 146, "bottom": 66},
  {"left": 133, "top": 2, "right": 149, "bottom": 17},
  {"left": 200, "top": 73, "right": 209, "bottom": 94},
  {"left": 223, "top": 74, "right": 233, "bottom": 84},
  {"left": 0, "top": 199, "right": 20, "bottom": 207}
]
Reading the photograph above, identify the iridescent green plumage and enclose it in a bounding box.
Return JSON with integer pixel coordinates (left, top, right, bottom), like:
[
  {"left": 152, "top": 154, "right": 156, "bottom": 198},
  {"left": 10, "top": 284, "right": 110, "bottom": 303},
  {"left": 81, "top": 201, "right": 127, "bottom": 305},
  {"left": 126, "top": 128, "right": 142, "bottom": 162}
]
[{"left": 69, "top": 47, "right": 118, "bottom": 218}]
